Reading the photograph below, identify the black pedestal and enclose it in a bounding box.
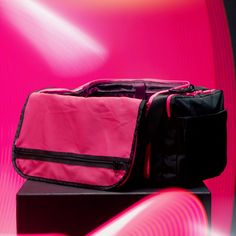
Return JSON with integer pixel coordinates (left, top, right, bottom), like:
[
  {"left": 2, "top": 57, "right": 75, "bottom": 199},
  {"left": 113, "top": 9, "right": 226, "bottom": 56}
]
[{"left": 17, "top": 180, "right": 211, "bottom": 236}]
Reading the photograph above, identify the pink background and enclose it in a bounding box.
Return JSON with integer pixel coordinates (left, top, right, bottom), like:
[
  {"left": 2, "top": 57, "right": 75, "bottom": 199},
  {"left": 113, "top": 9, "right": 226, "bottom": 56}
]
[{"left": 0, "top": 0, "right": 235, "bottom": 235}]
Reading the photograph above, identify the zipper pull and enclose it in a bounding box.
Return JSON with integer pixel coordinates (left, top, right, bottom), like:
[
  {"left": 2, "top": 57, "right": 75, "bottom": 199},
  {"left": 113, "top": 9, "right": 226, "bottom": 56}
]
[
  {"left": 113, "top": 161, "right": 126, "bottom": 170},
  {"left": 169, "top": 84, "right": 195, "bottom": 94}
]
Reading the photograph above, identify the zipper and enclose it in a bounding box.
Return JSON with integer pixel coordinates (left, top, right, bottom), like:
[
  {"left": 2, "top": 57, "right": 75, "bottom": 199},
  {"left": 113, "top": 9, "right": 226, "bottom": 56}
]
[
  {"left": 166, "top": 88, "right": 216, "bottom": 119},
  {"left": 14, "top": 148, "right": 129, "bottom": 171}
]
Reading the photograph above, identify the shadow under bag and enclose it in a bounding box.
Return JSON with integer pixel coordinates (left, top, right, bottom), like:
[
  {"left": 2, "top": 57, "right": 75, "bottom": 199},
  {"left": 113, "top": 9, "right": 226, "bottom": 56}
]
[{"left": 12, "top": 79, "right": 227, "bottom": 190}]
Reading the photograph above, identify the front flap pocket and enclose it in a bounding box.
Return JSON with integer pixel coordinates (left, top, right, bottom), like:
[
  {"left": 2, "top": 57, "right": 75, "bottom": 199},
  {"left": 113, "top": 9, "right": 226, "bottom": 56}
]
[{"left": 13, "top": 92, "right": 145, "bottom": 189}]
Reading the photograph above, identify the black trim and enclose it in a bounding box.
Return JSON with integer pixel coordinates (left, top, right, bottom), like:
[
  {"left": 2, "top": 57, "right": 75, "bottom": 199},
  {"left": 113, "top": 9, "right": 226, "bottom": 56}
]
[
  {"left": 14, "top": 147, "right": 129, "bottom": 170},
  {"left": 12, "top": 94, "right": 31, "bottom": 181}
]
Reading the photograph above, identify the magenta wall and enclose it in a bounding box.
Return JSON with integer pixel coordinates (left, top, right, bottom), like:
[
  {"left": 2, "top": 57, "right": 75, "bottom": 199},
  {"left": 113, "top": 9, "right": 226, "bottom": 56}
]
[{"left": 0, "top": 0, "right": 235, "bottom": 235}]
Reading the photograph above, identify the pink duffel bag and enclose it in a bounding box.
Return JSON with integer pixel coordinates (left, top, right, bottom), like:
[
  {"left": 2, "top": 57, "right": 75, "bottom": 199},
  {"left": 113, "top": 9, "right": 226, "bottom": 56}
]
[{"left": 13, "top": 79, "right": 227, "bottom": 189}]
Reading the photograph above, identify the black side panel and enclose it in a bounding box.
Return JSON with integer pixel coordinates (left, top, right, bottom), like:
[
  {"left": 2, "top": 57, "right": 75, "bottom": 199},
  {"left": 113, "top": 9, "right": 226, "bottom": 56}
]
[
  {"left": 148, "top": 91, "right": 227, "bottom": 185},
  {"left": 173, "top": 110, "right": 227, "bottom": 181},
  {"left": 169, "top": 90, "right": 227, "bottom": 181}
]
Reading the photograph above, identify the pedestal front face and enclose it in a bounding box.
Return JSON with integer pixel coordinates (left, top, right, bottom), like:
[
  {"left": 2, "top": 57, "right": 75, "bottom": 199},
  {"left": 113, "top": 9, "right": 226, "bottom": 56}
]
[{"left": 17, "top": 180, "right": 211, "bottom": 236}]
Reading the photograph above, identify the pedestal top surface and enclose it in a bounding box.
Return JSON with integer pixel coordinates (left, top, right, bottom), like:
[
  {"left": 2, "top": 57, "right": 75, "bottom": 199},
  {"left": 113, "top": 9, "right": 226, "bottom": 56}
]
[{"left": 17, "top": 180, "right": 210, "bottom": 196}]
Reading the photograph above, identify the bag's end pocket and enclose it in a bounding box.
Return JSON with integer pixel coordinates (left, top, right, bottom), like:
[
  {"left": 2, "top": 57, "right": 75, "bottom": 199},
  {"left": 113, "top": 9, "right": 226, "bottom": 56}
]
[{"left": 175, "top": 110, "right": 227, "bottom": 181}]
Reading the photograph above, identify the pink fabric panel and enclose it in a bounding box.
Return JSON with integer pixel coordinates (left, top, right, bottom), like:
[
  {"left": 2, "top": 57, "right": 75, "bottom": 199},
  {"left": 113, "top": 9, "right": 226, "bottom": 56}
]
[
  {"left": 16, "top": 159, "right": 125, "bottom": 187},
  {"left": 16, "top": 93, "right": 141, "bottom": 158}
]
